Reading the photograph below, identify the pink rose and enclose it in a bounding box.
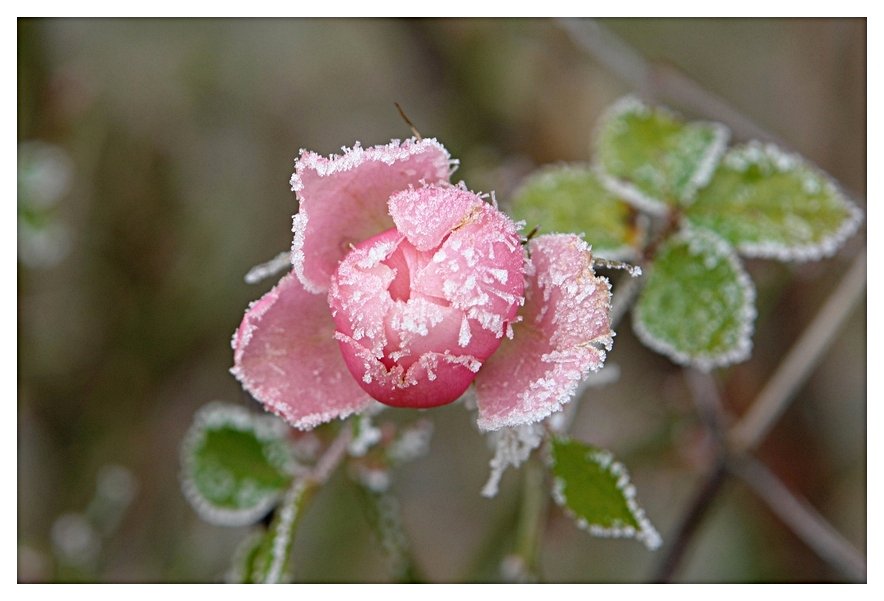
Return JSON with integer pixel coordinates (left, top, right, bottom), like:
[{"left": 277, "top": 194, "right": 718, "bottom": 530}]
[{"left": 231, "top": 138, "right": 613, "bottom": 431}]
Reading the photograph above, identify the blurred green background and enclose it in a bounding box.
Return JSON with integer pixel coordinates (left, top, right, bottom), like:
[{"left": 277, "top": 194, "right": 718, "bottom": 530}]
[{"left": 18, "top": 18, "right": 866, "bottom": 582}]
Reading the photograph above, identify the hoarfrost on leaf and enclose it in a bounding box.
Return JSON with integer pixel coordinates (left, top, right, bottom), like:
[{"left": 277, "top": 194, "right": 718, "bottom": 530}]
[
  {"left": 508, "top": 164, "right": 641, "bottom": 260},
  {"left": 685, "top": 142, "right": 863, "bottom": 261},
  {"left": 550, "top": 437, "right": 661, "bottom": 550},
  {"left": 594, "top": 96, "right": 729, "bottom": 211},
  {"left": 633, "top": 228, "right": 756, "bottom": 370},
  {"left": 228, "top": 479, "right": 311, "bottom": 584},
  {"left": 179, "top": 402, "right": 296, "bottom": 527}
]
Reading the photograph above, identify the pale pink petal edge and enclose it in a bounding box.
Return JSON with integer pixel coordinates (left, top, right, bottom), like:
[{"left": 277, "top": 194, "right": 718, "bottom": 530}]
[
  {"left": 231, "top": 272, "right": 375, "bottom": 430},
  {"left": 474, "top": 234, "right": 614, "bottom": 431},
  {"left": 290, "top": 137, "right": 456, "bottom": 293}
]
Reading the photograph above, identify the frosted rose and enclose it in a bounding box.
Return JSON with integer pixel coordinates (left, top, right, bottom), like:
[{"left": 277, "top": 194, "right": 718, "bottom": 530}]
[
  {"left": 330, "top": 184, "right": 524, "bottom": 408},
  {"left": 232, "top": 138, "right": 613, "bottom": 431}
]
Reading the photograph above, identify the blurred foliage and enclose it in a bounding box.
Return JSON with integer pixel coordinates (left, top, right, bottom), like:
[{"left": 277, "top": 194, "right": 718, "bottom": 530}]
[{"left": 18, "top": 18, "right": 865, "bottom": 582}]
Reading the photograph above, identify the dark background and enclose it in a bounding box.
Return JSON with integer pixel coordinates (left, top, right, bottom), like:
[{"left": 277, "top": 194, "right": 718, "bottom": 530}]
[{"left": 18, "top": 18, "right": 866, "bottom": 582}]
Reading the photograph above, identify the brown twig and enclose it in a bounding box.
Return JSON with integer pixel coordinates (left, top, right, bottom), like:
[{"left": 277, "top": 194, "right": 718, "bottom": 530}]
[
  {"left": 652, "top": 458, "right": 728, "bottom": 583},
  {"left": 394, "top": 102, "right": 422, "bottom": 140},
  {"left": 729, "top": 249, "right": 867, "bottom": 453},
  {"left": 729, "top": 456, "right": 867, "bottom": 582}
]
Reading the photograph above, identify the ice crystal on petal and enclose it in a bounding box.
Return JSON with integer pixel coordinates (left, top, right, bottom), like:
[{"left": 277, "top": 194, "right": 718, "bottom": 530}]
[
  {"left": 481, "top": 424, "right": 545, "bottom": 497},
  {"left": 329, "top": 184, "right": 524, "bottom": 409},
  {"left": 237, "top": 137, "right": 617, "bottom": 431},
  {"left": 475, "top": 235, "right": 613, "bottom": 431},
  {"left": 231, "top": 272, "right": 373, "bottom": 430},
  {"left": 290, "top": 138, "right": 453, "bottom": 293}
]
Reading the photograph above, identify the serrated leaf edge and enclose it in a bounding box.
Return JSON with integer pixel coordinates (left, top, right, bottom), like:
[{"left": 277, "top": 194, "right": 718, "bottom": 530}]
[
  {"left": 694, "top": 142, "right": 864, "bottom": 262},
  {"left": 593, "top": 95, "right": 731, "bottom": 212},
  {"left": 551, "top": 443, "right": 662, "bottom": 550},
  {"left": 179, "top": 401, "right": 296, "bottom": 527},
  {"left": 632, "top": 228, "right": 757, "bottom": 371}
]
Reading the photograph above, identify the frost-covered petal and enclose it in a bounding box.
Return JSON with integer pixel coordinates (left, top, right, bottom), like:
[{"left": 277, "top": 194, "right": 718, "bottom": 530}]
[
  {"left": 291, "top": 138, "right": 454, "bottom": 293},
  {"left": 413, "top": 200, "right": 525, "bottom": 339},
  {"left": 388, "top": 184, "right": 484, "bottom": 251},
  {"left": 475, "top": 234, "right": 613, "bottom": 431},
  {"left": 231, "top": 272, "right": 374, "bottom": 429},
  {"left": 335, "top": 332, "right": 482, "bottom": 408},
  {"left": 329, "top": 185, "right": 526, "bottom": 409},
  {"left": 329, "top": 228, "right": 489, "bottom": 408}
]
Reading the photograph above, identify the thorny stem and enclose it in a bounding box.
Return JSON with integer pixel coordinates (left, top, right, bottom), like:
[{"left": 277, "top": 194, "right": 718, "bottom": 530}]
[
  {"left": 684, "top": 370, "right": 728, "bottom": 445},
  {"left": 311, "top": 426, "right": 352, "bottom": 484},
  {"left": 652, "top": 370, "right": 729, "bottom": 582}
]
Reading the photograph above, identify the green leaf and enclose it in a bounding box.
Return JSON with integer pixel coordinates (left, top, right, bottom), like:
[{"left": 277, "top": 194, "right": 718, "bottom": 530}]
[
  {"left": 508, "top": 165, "right": 640, "bottom": 259},
  {"left": 550, "top": 437, "right": 661, "bottom": 550},
  {"left": 226, "top": 479, "right": 316, "bottom": 583},
  {"left": 595, "top": 96, "right": 729, "bottom": 212},
  {"left": 633, "top": 229, "right": 756, "bottom": 370},
  {"left": 685, "top": 142, "right": 863, "bottom": 261},
  {"left": 226, "top": 530, "right": 266, "bottom": 583},
  {"left": 180, "top": 402, "right": 296, "bottom": 526}
]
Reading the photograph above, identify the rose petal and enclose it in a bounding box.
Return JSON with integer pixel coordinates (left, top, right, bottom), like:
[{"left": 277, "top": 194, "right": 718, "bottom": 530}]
[
  {"left": 231, "top": 271, "right": 374, "bottom": 429},
  {"left": 388, "top": 184, "right": 484, "bottom": 251},
  {"left": 329, "top": 228, "right": 487, "bottom": 408},
  {"left": 335, "top": 331, "right": 482, "bottom": 408},
  {"left": 291, "top": 138, "right": 453, "bottom": 293},
  {"left": 474, "top": 234, "right": 613, "bottom": 431},
  {"left": 412, "top": 202, "right": 525, "bottom": 339}
]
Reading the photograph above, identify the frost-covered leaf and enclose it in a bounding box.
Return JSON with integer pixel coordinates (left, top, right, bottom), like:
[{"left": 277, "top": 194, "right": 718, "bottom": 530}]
[
  {"left": 550, "top": 437, "right": 660, "bottom": 550},
  {"left": 508, "top": 165, "right": 640, "bottom": 259},
  {"left": 685, "top": 142, "right": 863, "bottom": 261},
  {"left": 633, "top": 229, "right": 756, "bottom": 370},
  {"left": 180, "top": 402, "right": 296, "bottom": 526},
  {"left": 226, "top": 480, "right": 313, "bottom": 583},
  {"left": 595, "top": 96, "right": 729, "bottom": 213}
]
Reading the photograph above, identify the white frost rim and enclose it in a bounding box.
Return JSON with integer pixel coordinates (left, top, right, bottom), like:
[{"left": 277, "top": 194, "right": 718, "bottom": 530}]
[
  {"left": 179, "top": 402, "right": 296, "bottom": 527},
  {"left": 632, "top": 228, "right": 757, "bottom": 372}
]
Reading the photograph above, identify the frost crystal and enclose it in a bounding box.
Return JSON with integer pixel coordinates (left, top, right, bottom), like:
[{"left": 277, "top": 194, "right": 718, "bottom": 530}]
[{"left": 481, "top": 423, "right": 544, "bottom": 498}]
